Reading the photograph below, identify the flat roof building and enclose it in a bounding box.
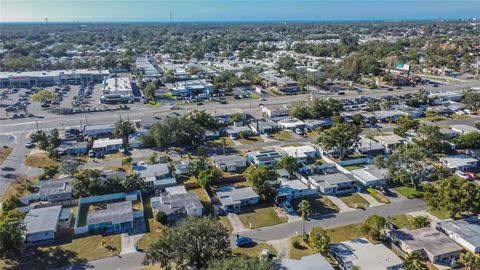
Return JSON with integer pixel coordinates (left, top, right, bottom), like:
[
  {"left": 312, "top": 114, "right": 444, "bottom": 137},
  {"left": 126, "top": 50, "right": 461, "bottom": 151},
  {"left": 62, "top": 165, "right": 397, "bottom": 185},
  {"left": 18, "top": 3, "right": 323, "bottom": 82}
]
[
  {"left": 280, "top": 253, "right": 334, "bottom": 270},
  {"left": 100, "top": 77, "right": 134, "bottom": 103},
  {"left": 0, "top": 69, "right": 109, "bottom": 88},
  {"left": 437, "top": 217, "right": 480, "bottom": 253},
  {"left": 24, "top": 205, "right": 63, "bottom": 244}
]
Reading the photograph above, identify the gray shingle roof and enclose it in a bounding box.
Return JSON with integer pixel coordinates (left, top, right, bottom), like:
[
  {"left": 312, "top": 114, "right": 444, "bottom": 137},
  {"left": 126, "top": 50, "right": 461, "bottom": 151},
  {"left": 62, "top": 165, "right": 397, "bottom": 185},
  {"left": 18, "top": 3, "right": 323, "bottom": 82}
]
[
  {"left": 24, "top": 205, "right": 62, "bottom": 234},
  {"left": 86, "top": 201, "right": 133, "bottom": 225}
]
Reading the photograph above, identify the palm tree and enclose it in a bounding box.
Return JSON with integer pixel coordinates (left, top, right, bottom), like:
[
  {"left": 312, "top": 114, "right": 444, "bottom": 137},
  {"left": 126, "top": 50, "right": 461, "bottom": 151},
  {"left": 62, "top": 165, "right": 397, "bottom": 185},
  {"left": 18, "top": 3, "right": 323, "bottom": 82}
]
[
  {"left": 459, "top": 252, "right": 480, "bottom": 270},
  {"left": 403, "top": 252, "right": 428, "bottom": 270},
  {"left": 220, "top": 137, "right": 226, "bottom": 155},
  {"left": 298, "top": 199, "right": 311, "bottom": 220},
  {"left": 114, "top": 120, "right": 136, "bottom": 149}
]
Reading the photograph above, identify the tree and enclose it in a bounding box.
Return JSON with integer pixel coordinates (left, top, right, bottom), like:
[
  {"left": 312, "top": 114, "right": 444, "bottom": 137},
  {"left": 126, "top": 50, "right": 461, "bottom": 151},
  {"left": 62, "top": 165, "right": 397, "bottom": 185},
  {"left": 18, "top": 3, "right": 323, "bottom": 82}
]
[
  {"left": 309, "top": 98, "right": 342, "bottom": 119},
  {"left": 454, "top": 132, "right": 480, "bottom": 149},
  {"left": 424, "top": 176, "right": 480, "bottom": 218},
  {"left": 239, "top": 131, "right": 249, "bottom": 140},
  {"left": 244, "top": 165, "right": 279, "bottom": 199},
  {"left": 155, "top": 211, "right": 167, "bottom": 225},
  {"left": 0, "top": 210, "right": 24, "bottom": 259},
  {"left": 41, "top": 165, "right": 59, "bottom": 180},
  {"left": 31, "top": 89, "right": 56, "bottom": 103},
  {"left": 297, "top": 199, "right": 311, "bottom": 220},
  {"left": 412, "top": 216, "right": 431, "bottom": 229},
  {"left": 188, "top": 157, "right": 207, "bottom": 177},
  {"left": 278, "top": 156, "right": 299, "bottom": 175},
  {"left": 114, "top": 120, "right": 136, "bottom": 149},
  {"left": 317, "top": 123, "right": 360, "bottom": 160},
  {"left": 361, "top": 215, "right": 386, "bottom": 241},
  {"left": 186, "top": 110, "right": 219, "bottom": 130},
  {"left": 59, "top": 157, "right": 82, "bottom": 176},
  {"left": 197, "top": 167, "right": 222, "bottom": 189},
  {"left": 147, "top": 152, "right": 158, "bottom": 165},
  {"left": 375, "top": 144, "right": 430, "bottom": 190},
  {"left": 275, "top": 55, "right": 296, "bottom": 71},
  {"left": 30, "top": 130, "right": 48, "bottom": 150},
  {"left": 230, "top": 113, "right": 243, "bottom": 123},
  {"left": 289, "top": 102, "right": 310, "bottom": 120},
  {"left": 149, "top": 117, "right": 205, "bottom": 148},
  {"left": 393, "top": 115, "right": 419, "bottom": 136},
  {"left": 463, "top": 90, "right": 480, "bottom": 113},
  {"left": 403, "top": 252, "right": 428, "bottom": 270},
  {"left": 206, "top": 255, "right": 276, "bottom": 270},
  {"left": 143, "top": 81, "right": 157, "bottom": 102},
  {"left": 413, "top": 125, "right": 449, "bottom": 154},
  {"left": 121, "top": 156, "right": 133, "bottom": 166},
  {"left": 308, "top": 227, "right": 330, "bottom": 254},
  {"left": 72, "top": 169, "right": 104, "bottom": 198},
  {"left": 123, "top": 173, "right": 144, "bottom": 192},
  {"left": 2, "top": 196, "right": 20, "bottom": 212},
  {"left": 143, "top": 217, "right": 230, "bottom": 270},
  {"left": 352, "top": 113, "right": 364, "bottom": 126},
  {"left": 459, "top": 252, "right": 480, "bottom": 270}
]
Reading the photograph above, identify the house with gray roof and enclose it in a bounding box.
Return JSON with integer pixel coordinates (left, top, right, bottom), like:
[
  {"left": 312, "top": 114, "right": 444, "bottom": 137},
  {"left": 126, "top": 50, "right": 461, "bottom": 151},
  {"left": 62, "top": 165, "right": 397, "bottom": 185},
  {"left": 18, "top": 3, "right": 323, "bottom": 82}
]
[
  {"left": 275, "top": 178, "right": 317, "bottom": 203},
  {"left": 356, "top": 137, "right": 385, "bottom": 156},
  {"left": 216, "top": 186, "right": 260, "bottom": 212},
  {"left": 307, "top": 173, "right": 356, "bottom": 195},
  {"left": 439, "top": 154, "right": 478, "bottom": 172},
  {"left": 374, "top": 134, "right": 406, "bottom": 152},
  {"left": 134, "top": 163, "right": 176, "bottom": 190},
  {"left": 57, "top": 140, "right": 88, "bottom": 155},
  {"left": 389, "top": 227, "right": 462, "bottom": 266},
  {"left": 86, "top": 201, "right": 134, "bottom": 231},
  {"left": 226, "top": 125, "right": 252, "bottom": 139},
  {"left": 351, "top": 165, "right": 388, "bottom": 187},
  {"left": 437, "top": 217, "right": 480, "bottom": 253},
  {"left": 24, "top": 205, "right": 65, "bottom": 244},
  {"left": 83, "top": 123, "right": 115, "bottom": 138},
  {"left": 150, "top": 191, "right": 203, "bottom": 221},
  {"left": 280, "top": 253, "right": 334, "bottom": 270},
  {"left": 211, "top": 155, "right": 246, "bottom": 172},
  {"left": 247, "top": 149, "right": 283, "bottom": 168},
  {"left": 21, "top": 178, "right": 73, "bottom": 205},
  {"left": 249, "top": 120, "right": 278, "bottom": 134},
  {"left": 450, "top": 124, "right": 479, "bottom": 135}
]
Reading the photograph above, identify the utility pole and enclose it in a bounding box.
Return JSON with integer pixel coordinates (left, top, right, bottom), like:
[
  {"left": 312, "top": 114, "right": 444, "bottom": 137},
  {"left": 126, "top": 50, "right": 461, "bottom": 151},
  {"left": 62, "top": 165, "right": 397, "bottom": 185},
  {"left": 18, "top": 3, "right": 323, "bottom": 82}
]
[
  {"left": 84, "top": 113, "right": 88, "bottom": 125},
  {"left": 35, "top": 121, "right": 39, "bottom": 132}
]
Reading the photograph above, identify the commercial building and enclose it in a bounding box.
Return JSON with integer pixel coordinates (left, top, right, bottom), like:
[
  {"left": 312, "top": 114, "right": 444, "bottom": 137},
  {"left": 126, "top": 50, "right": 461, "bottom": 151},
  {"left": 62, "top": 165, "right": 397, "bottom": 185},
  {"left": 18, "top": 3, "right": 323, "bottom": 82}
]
[
  {"left": 0, "top": 69, "right": 109, "bottom": 88},
  {"left": 100, "top": 77, "right": 134, "bottom": 103},
  {"left": 83, "top": 123, "right": 115, "bottom": 138},
  {"left": 135, "top": 56, "right": 162, "bottom": 79},
  {"left": 170, "top": 80, "right": 214, "bottom": 98},
  {"left": 261, "top": 74, "right": 298, "bottom": 93}
]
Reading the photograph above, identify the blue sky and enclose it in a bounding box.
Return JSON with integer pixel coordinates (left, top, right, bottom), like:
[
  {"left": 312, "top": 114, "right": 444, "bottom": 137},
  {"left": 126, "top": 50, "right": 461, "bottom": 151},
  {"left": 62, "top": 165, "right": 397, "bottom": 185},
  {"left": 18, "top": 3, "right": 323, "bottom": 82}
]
[{"left": 1, "top": 0, "right": 479, "bottom": 22}]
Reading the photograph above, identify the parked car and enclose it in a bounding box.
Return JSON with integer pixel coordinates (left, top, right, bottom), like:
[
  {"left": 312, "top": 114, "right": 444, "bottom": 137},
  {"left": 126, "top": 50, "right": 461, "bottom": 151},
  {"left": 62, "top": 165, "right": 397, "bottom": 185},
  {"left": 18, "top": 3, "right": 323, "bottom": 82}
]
[
  {"left": 464, "top": 171, "right": 478, "bottom": 180},
  {"left": 283, "top": 201, "right": 295, "bottom": 214},
  {"left": 25, "top": 142, "right": 35, "bottom": 148},
  {"left": 235, "top": 237, "right": 253, "bottom": 247}
]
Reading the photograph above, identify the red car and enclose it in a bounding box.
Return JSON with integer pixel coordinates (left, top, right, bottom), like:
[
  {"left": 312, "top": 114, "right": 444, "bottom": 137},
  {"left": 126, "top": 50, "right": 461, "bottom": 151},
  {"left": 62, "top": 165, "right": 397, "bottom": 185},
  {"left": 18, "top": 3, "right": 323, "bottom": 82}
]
[{"left": 464, "top": 171, "right": 478, "bottom": 180}]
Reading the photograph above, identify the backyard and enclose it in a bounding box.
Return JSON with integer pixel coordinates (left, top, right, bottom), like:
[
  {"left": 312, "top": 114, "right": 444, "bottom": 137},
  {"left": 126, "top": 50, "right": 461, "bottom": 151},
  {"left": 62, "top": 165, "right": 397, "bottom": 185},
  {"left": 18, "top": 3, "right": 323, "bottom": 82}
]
[{"left": 237, "top": 203, "right": 287, "bottom": 229}]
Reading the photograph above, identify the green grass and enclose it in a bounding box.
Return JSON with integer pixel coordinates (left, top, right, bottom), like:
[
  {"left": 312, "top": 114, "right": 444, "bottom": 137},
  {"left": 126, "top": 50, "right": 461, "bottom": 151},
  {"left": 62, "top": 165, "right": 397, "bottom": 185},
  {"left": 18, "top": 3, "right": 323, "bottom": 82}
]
[
  {"left": 146, "top": 101, "right": 161, "bottom": 108},
  {"left": 343, "top": 164, "right": 366, "bottom": 171},
  {"left": 290, "top": 236, "right": 316, "bottom": 259},
  {"left": 239, "top": 136, "right": 264, "bottom": 145},
  {"left": 338, "top": 193, "right": 370, "bottom": 209},
  {"left": 237, "top": 203, "right": 287, "bottom": 229},
  {"left": 218, "top": 216, "right": 233, "bottom": 233},
  {"left": 326, "top": 223, "right": 366, "bottom": 243},
  {"left": 366, "top": 188, "right": 391, "bottom": 204},
  {"left": 250, "top": 94, "right": 260, "bottom": 100},
  {"left": 292, "top": 195, "right": 339, "bottom": 216},
  {"left": 450, "top": 114, "right": 470, "bottom": 120},
  {"left": 232, "top": 242, "right": 277, "bottom": 258},
  {"left": 161, "top": 92, "right": 177, "bottom": 100},
  {"left": 427, "top": 208, "right": 452, "bottom": 220},
  {"left": 394, "top": 185, "right": 425, "bottom": 199},
  {"left": 387, "top": 214, "right": 417, "bottom": 230},
  {"left": 0, "top": 147, "right": 12, "bottom": 165},
  {"left": 272, "top": 131, "right": 294, "bottom": 141},
  {"left": 206, "top": 137, "right": 234, "bottom": 148}
]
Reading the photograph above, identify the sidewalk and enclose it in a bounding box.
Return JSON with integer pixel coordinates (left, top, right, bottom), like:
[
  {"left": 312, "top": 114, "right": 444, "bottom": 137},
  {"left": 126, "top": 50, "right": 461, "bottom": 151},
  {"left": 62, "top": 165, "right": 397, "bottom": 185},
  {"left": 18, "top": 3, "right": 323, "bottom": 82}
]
[
  {"left": 119, "top": 233, "right": 144, "bottom": 255},
  {"left": 325, "top": 195, "right": 354, "bottom": 212}
]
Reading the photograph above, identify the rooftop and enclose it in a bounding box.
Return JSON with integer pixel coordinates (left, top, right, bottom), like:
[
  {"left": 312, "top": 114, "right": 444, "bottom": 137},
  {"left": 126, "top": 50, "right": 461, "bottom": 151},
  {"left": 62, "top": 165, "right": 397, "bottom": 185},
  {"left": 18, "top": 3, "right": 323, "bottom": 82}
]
[
  {"left": 390, "top": 228, "right": 462, "bottom": 256},
  {"left": 211, "top": 155, "right": 245, "bottom": 166},
  {"left": 438, "top": 217, "right": 480, "bottom": 248},
  {"left": 102, "top": 77, "right": 132, "bottom": 94},
  {"left": 24, "top": 205, "right": 62, "bottom": 234},
  {"left": 86, "top": 201, "right": 134, "bottom": 226},
  {"left": 217, "top": 187, "right": 259, "bottom": 206},
  {"left": 280, "top": 254, "right": 334, "bottom": 270},
  {"left": 151, "top": 192, "right": 203, "bottom": 216}
]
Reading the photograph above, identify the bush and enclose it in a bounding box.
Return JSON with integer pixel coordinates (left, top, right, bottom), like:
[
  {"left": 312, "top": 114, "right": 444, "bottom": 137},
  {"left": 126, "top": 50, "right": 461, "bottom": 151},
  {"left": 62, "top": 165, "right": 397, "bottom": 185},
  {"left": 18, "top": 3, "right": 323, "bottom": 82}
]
[
  {"left": 155, "top": 211, "right": 167, "bottom": 225},
  {"left": 293, "top": 240, "right": 303, "bottom": 249}
]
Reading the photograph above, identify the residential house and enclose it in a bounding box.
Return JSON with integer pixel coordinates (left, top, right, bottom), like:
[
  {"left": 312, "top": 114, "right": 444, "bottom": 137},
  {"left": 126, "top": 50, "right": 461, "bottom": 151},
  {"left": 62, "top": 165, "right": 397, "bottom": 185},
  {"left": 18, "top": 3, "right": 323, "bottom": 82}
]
[
  {"left": 450, "top": 124, "right": 479, "bottom": 135},
  {"left": 374, "top": 134, "right": 406, "bottom": 152},
  {"left": 304, "top": 119, "right": 332, "bottom": 130},
  {"left": 21, "top": 178, "right": 73, "bottom": 205},
  {"left": 24, "top": 205, "right": 70, "bottom": 244},
  {"left": 280, "top": 254, "right": 335, "bottom": 270},
  {"left": 439, "top": 128, "right": 459, "bottom": 139},
  {"left": 280, "top": 145, "right": 318, "bottom": 163},
  {"left": 225, "top": 125, "right": 252, "bottom": 140},
  {"left": 389, "top": 228, "right": 462, "bottom": 266},
  {"left": 437, "top": 217, "right": 480, "bottom": 253},
  {"left": 174, "top": 160, "right": 193, "bottom": 175},
  {"left": 216, "top": 186, "right": 260, "bottom": 213},
  {"left": 211, "top": 155, "right": 246, "bottom": 172},
  {"left": 439, "top": 155, "right": 478, "bottom": 172},
  {"left": 356, "top": 137, "right": 385, "bottom": 156},
  {"left": 74, "top": 190, "right": 143, "bottom": 235},
  {"left": 92, "top": 138, "right": 123, "bottom": 153},
  {"left": 150, "top": 190, "right": 203, "bottom": 221},
  {"left": 134, "top": 163, "right": 176, "bottom": 190},
  {"left": 277, "top": 118, "right": 306, "bottom": 130},
  {"left": 83, "top": 123, "right": 115, "bottom": 138},
  {"left": 308, "top": 173, "right": 357, "bottom": 195},
  {"left": 275, "top": 178, "right": 317, "bottom": 202},
  {"left": 330, "top": 238, "right": 403, "bottom": 270},
  {"left": 395, "top": 105, "right": 424, "bottom": 118},
  {"left": 247, "top": 149, "right": 283, "bottom": 168},
  {"left": 374, "top": 110, "right": 402, "bottom": 123},
  {"left": 57, "top": 140, "right": 88, "bottom": 155},
  {"left": 249, "top": 120, "right": 278, "bottom": 135},
  {"left": 262, "top": 105, "right": 290, "bottom": 118},
  {"left": 351, "top": 165, "right": 388, "bottom": 187}
]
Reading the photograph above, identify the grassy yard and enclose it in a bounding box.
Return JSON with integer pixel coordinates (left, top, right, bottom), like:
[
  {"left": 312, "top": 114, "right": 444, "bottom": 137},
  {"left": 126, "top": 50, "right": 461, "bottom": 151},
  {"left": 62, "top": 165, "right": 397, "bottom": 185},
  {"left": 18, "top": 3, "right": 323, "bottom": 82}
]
[
  {"left": 206, "top": 137, "right": 234, "bottom": 148},
  {"left": 239, "top": 136, "right": 264, "bottom": 145},
  {"left": 292, "top": 195, "right": 339, "bottom": 216},
  {"left": 0, "top": 234, "right": 121, "bottom": 270},
  {"left": 342, "top": 164, "right": 366, "bottom": 171},
  {"left": 338, "top": 193, "right": 370, "bottom": 209},
  {"left": 326, "top": 223, "right": 366, "bottom": 243},
  {"left": 0, "top": 147, "right": 12, "bottom": 165},
  {"left": 161, "top": 93, "right": 177, "bottom": 100},
  {"left": 24, "top": 153, "right": 59, "bottom": 168},
  {"left": 420, "top": 115, "right": 448, "bottom": 122},
  {"left": 387, "top": 214, "right": 418, "bottom": 230},
  {"left": 218, "top": 216, "right": 233, "bottom": 232},
  {"left": 146, "top": 101, "right": 161, "bottom": 108},
  {"left": 450, "top": 114, "right": 470, "bottom": 120},
  {"left": 188, "top": 187, "right": 214, "bottom": 215},
  {"left": 427, "top": 208, "right": 452, "bottom": 220},
  {"left": 394, "top": 185, "right": 425, "bottom": 199},
  {"left": 366, "top": 188, "right": 391, "bottom": 204},
  {"left": 237, "top": 203, "right": 287, "bottom": 229},
  {"left": 137, "top": 218, "right": 165, "bottom": 250},
  {"left": 290, "top": 236, "right": 315, "bottom": 259},
  {"left": 0, "top": 176, "right": 38, "bottom": 201},
  {"left": 272, "top": 131, "right": 294, "bottom": 141},
  {"left": 232, "top": 242, "right": 277, "bottom": 258}
]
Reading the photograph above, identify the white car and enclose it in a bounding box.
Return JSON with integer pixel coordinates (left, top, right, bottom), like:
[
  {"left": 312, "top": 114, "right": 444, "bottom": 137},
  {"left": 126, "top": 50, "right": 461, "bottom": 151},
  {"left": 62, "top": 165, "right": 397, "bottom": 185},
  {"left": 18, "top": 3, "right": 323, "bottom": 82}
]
[
  {"left": 139, "top": 161, "right": 145, "bottom": 165},
  {"left": 169, "top": 105, "right": 181, "bottom": 110}
]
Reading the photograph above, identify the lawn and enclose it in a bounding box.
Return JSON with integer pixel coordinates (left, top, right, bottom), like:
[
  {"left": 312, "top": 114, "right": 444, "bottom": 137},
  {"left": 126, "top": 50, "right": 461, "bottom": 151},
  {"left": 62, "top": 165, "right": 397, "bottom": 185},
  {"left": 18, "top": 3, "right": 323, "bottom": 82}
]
[
  {"left": 232, "top": 242, "right": 277, "bottom": 258},
  {"left": 338, "top": 193, "right": 370, "bottom": 209},
  {"left": 292, "top": 195, "right": 339, "bottom": 216},
  {"left": 24, "top": 153, "right": 59, "bottom": 168},
  {"left": 0, "top": 147, "right": 12, "bottom": 165},
  {"left": 326, "top": 223, "right": 366, "bottom": 243},
  {"left": 137, "top": 218, "right": 165, "bottom": 250},
  {"left": 188, "top": 187, "right": 214, "bottom": 215},
  {"left": 427, "top": 208, "right": 452, "bottom": 220},
  {"left": 290, "top": 236, "right": 316, "bottom": 259},
  {"left": 218, "top": 216, "right": 233, "bottom": 232},
  {"left": 161, "top": 93, "right": 177, "bottom": 100},
  {"left": 450, "top": 114, "right": 470, "bottom": 120},
  {"left": 366, "top": 188, "right": 391, "bottom": 204},
  {"left": 206, "top": 137, "right": 234, "bottom": 148},
  {"left": 272, "top": 131, "right": 294, "bottom": 141},
  {"left": 394, "top": 185, "right": 425, "bottom": 199},
  {"left": 342, "top": 164, "right": 366, "bottom": 171},
  {"left": 0, "top": 176, "right": 37, "bottom": 201},
  {"left": 146, "top": 101, "right": 161, "bottom": 108},
  {"left": 0, "top": 234, "right": 121, "bottom": 270},
  {"left": 239, "top": 136, "right": 264, "bottom": 145},
  {"left": 237, "top": 203, "right": 287, "bottom": 229},
  {"left": 387, "top": 214, "right": 417, "bottom": 230}
]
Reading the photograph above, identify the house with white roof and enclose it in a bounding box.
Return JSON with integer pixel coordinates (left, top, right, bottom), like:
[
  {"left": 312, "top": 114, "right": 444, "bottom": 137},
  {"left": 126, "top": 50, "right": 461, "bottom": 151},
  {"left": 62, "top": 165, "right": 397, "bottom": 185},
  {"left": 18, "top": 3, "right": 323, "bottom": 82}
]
[
  {"left": 437, "top": 217, "right": 480, "bottom": 253},
  {"left": 211, "top": 155, "right": 246, "bottom": 172},
  {"left": 374, "top": 134, "right": 406, "bottom": 152},
  {"left": 450, "top": 124, "right": 479, "bottom": 135},
  {"left": 92, "top": 138, "right": 123, "bottom": 153},
  {"left": 275, "top": 178, "right": 317, "bottom": 202},
  {"left": 100, "top": 77, "right": 134, "bottom": 103},
  {"left": 24, "top": 205, "right": 71, "bottom": 244},
  {"left": 280, "top": 253, "right": 334, "bottom": 270},
  {"left": 216, "top": 186, "right": 260, "bottom": 212},
  {"left": 277, "top": 118, "right": 306, "bottom": 130},
  {"left": 280, "top": 145, "right": 318, "bottom": 163},
  {"left": 150, "top": 189, "right": 203, "bottom": 221},
  {"left": 307, "top": 173, "right": 357, "bottom": 195},
  {"left": 439, "top": 154, "right": 478, "bottom": 172},
  {"left": 133, "top": 163, "right": 176, "bottom": 190},
  {"left": 351, "top": 165, "right": 388, "bottom": 187},
  {"left": 262, "top": 105, "right": 290, "bottom": 118}
]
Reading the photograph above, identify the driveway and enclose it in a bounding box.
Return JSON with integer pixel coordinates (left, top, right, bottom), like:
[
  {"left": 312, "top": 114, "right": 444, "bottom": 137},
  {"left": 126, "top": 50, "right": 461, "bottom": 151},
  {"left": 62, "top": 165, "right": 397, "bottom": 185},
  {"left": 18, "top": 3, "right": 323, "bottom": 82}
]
[
  {"left": 325, "top": 195, "right": 354, "bottom": 212},
  {"left": 119, "top": 233, "right": 144, "bottom": 255},
  {"left": 227, "top": 213, "right": 247, "bottom": 233},
  {"left": 358, "top": 192, "right": 384, "bottom": 207}
]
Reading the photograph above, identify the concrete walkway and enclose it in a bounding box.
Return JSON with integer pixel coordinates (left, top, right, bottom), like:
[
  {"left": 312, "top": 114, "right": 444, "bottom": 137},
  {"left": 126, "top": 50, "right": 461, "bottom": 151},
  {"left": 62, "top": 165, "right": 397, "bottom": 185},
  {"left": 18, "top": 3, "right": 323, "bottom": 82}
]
[
  {"left": 119, "top": 233, "right": 144, "bottom": 255},
  {"left": 267, "top": 237, "right": 290, "bottom": 259},
  {"left": 325, "top": 195, "right": 354, "bottom": 212},
  {"left": 358, "top": 192, "right": 384, "bottom": 207},
  {"left": 227, "top": 213, "right": 247, "bottom": 233}
]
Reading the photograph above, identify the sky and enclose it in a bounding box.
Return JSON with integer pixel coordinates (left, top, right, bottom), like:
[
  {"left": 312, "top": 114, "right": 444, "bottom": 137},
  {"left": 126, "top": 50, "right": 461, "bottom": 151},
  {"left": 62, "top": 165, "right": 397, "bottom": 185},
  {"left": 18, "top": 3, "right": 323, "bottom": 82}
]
[{"left": 0, "top": 0, "right": 479, "bottom": 23}]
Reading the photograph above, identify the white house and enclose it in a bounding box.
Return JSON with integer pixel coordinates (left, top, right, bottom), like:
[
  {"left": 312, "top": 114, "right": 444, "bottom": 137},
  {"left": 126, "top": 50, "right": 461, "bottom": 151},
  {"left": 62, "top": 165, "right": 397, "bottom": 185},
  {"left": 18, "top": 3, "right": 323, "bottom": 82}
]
[
  {"left": 280, "top": 145, "right": 318, "bottom": 163},
  {"left": 262, "top": 105, "right": 290, "bottom": 118},
  {"left": 216, "top": 186, "right": 260, "bottom": 213},
  {"left": 275, "top": 178, "right": 317, "bottom": 202},
  {"left": 351, "top": 165, "right": 388, "bottom": 187},
  {"left": 437, "top": 217, "right": 480, "bottom": 254},
  {"left": 308, "top": 173, "right": 357, "bottom": 195},
  {"left": 92, "top": 138, "right": 123, "bottom": 153},
  {"left": 439, "top": 155, "right": 478, "bottom": 172},
  {"left": 211, "top": 155, "right": 246, "bottom": 172},
  {"left": 24, "top": 205, "right": 70, "bottom": 244},
  {"left": 450, "top": 124, "right": 479, "bottom": 135}
]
